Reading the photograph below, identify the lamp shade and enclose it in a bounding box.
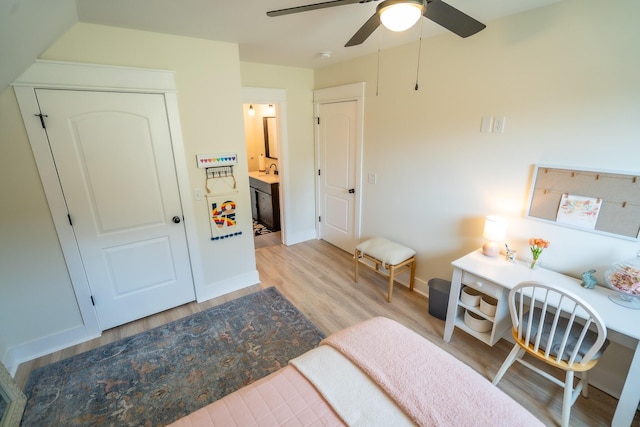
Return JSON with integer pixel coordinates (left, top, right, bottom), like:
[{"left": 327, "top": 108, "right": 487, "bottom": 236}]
[
  {"left": 483, "top": 216, "right": 507, "bottom": 241},
  {"left": 482, "top": 216, "right": 506, "bottom": 257},
  {"left": 379, "top": 0, "right": 424, "bottom": 32}
]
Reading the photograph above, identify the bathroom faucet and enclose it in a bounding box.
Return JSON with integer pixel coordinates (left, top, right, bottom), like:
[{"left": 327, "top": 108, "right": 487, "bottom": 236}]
[{"left": 269, "top": 163, "right": 279, "bottom": 175}]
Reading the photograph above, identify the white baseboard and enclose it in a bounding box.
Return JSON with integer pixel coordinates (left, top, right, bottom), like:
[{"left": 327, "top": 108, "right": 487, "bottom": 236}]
[
  {"left": 3, "top": 324, "right": 98, "bottom": 376},
  {"left": 368, "top": 267, "right": 429, "bottom": 298},
  {"left": 4, "top": 271, "right": 260, "bottom": 376},
  {"left": 194, "top": 269, "right": 260, "bottom": 303},
  {"left": 282, "top": 229, "right": 316, "bottom": 246},
  {"left": 412, "top": 276, "right": 428, "bottom": 297}
]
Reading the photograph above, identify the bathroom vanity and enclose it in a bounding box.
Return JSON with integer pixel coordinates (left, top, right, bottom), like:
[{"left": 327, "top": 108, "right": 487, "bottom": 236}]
[{"left": 249, "top": 171, "right": 280, "bottom": 231}]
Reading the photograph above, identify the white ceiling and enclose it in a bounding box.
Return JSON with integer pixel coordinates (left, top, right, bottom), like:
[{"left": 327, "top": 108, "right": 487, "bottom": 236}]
[
  {"left": 76, "top": 0, "right": 561, "bottom": 69},
  {"left": 0, "top": 0, "right": 560, "bottom": 92}
]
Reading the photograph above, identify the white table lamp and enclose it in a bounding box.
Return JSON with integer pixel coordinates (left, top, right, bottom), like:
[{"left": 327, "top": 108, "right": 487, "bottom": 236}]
[{"left": 482, "top": 216, "right": 506, "bottom": 257}]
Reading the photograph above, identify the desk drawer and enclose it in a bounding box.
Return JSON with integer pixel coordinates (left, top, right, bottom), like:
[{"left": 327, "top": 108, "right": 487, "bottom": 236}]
[{"left": 461, "top": 272, "right": 501, "bottom": 298}]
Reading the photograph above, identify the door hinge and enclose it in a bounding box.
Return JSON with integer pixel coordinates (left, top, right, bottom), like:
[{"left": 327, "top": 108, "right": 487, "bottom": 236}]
[
  {"left": 90, "top": 296, "right": 95, "bottom": 306},
  {"left": 318, "top": 169, "right": 321, "bottom": 176},
  {"left": 35, "top": 113, "right": 48, "bottom": 129},
  {"left": 316, "top": 117, "right": 320, "bottom": 125},
  {"left": 67, "top": 214, "right": 73, "bottom": 226},
  {"left": 318, "top": 216, "right": 321, "bottom": 222}
]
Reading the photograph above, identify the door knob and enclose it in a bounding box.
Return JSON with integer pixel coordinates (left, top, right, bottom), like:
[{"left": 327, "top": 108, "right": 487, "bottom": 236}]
[
  {"left": 172, "top": 216, "right": 181, "bottom": 224},
  {"left": 348, "top": 188, "right": 355, "bottom": 194}
]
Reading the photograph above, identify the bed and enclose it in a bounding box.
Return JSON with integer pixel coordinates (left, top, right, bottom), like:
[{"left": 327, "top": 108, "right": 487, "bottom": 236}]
[{"left": 169, "top": 317, "right": 543, "bottom": 426}]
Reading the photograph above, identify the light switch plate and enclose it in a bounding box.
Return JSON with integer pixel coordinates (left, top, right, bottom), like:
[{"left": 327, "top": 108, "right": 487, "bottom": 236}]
[{"left": 481, "top": 116, "right": 493, "bottom": 133}]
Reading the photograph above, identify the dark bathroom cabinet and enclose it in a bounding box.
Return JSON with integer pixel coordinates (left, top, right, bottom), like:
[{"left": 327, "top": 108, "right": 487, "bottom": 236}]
[{"left": 249, "top": 177, "right": 280, "bottom": 231}]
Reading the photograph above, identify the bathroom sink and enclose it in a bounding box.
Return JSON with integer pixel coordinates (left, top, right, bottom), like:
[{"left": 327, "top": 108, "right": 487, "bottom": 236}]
[{"left": 248, "top": 170, "right": 279, "bottom": 184}]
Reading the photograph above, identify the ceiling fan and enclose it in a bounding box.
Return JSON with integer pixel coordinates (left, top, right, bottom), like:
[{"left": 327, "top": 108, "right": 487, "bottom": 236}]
[{"left": 267, "top": 0, "right": 486, "bottom": 47}]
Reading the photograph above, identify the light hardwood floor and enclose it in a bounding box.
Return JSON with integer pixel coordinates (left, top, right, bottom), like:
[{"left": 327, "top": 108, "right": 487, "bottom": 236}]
[{"left": 16, "top": 238, "right": 640, "bottom": 426}]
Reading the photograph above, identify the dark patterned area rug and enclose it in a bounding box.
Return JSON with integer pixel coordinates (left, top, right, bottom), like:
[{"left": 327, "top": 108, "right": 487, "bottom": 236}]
[{"left": 22, "top": 287, "right": 324, "bottom": 426}]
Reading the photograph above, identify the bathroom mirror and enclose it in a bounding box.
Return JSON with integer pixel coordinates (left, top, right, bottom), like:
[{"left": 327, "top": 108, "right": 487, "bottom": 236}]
[
  {"left": 263, "top": 116, "right": 279, "bottom": 159},
  {"left": 0, "top": 362, "right": 26, "bottom": 427}
]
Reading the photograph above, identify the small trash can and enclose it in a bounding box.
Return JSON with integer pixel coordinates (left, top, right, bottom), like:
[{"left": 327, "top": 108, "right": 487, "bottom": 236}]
[{"left": 428, "top": 278, "right": 451, "bottom": 321}]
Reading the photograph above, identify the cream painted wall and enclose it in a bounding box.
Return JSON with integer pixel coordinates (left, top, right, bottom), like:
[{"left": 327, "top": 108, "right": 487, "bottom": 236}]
[
  {"left": 0, "top": 23, "right": 258, "bottom": 368},
  {"left": 315, "top": 0, "right": 640, "bottom": 288},
  {"left": 244, "top": 104, "right": 260, "bottom": 172},
  {"left": 240, "top": 63, "right": 316, "bottom": 243},
  {"left": 314, "top": 0, "right": 640, "bottom": 397},
  {"left": 0, "top": 0, "right": 76, "bottom": 91}
]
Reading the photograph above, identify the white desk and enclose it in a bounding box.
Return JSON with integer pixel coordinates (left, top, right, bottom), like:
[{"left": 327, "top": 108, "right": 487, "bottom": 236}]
[{"left": 443, "top": 250, "right": 640, "bottom": 427}]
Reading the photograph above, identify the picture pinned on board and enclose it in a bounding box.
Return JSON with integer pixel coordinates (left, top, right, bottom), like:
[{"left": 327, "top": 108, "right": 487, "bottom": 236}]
[{"left": 556, "top": 193, "right": 602, "bottom": 230}]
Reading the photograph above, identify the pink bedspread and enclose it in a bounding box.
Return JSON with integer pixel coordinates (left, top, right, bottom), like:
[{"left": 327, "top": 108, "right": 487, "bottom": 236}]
[
  {"left": 168, "top": 365, "right": 344, "bottom": 427},
  {"left": 322, "top": 317, "right": 543, "bottom": 427},
  {"left": 169, "top": 317, "right": 543, "bottom": 427}
]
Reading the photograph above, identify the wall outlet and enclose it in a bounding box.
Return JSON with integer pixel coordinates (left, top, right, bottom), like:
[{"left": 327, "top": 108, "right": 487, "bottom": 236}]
[{"left": 493, "top": 117, "right": 506, "bottom": 133}]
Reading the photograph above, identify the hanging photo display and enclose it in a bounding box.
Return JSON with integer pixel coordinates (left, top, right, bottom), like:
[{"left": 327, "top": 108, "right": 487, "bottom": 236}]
[{"left": 528, "top": 165, "right": 640, "bottom": 240}]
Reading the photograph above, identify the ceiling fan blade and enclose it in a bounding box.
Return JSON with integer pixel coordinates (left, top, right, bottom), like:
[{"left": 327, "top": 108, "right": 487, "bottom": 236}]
[
  {"left": 267, "top": 0, "right": 363, "bottom": 17},
  {"left": 345, "top": 13, "right": 381, "bottom": 47},
  {"left": 424, "top": 0, "right": 486, "bottom": 38}
]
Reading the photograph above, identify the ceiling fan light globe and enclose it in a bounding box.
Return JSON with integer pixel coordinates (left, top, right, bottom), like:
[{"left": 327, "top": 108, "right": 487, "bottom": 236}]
[{"left": 379, "top": 2, "right": 423, "bottom": 32}]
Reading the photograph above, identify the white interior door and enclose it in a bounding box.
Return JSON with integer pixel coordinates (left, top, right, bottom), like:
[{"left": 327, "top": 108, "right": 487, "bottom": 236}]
[
  {"left": 35, "top": 89, "right": 195, "bottom": 330},
  {"left": 317, "top": 100, "right": 359, "bottom": 252}
]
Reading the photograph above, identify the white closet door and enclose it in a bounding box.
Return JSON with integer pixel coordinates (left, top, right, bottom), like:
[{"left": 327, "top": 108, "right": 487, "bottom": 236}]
[
  {"left": 317, "top": 100, "right": 358, "bottom": 253},
  {"left": 36, "top": 89, "right": 195, "bottom": 330}
]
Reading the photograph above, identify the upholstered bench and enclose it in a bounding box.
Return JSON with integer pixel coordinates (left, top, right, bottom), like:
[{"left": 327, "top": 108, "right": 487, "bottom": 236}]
[{"left": 354, "top": 237, "right": 416, "bottom": 302}]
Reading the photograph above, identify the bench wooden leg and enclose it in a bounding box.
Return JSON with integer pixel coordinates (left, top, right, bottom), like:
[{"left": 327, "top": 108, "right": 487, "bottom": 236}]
[
  {"left": 387, "top": 265, "right": 395, "bottom": 302},
  {"left": 409, "top": 257, "right": 416, "bottom": 291}
]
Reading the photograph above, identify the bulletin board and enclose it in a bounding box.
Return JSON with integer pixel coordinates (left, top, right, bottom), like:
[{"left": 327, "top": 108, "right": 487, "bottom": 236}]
[{"left": 527, "top": 165, "right": 640, "bottom": 240}]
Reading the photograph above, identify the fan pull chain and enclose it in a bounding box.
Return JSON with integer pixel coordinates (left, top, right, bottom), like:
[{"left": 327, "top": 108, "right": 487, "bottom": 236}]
[
  {"left": 376, "top": 29, "right": 381, "bottom": 96},
  {"left": 415, "top": 13, "right": 425, "bottom": 91}
]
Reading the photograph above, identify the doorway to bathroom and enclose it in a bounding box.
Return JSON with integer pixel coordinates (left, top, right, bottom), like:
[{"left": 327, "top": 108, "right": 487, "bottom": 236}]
[{"left": 242, "top": 87, "right": 287, "bottom": 250}]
